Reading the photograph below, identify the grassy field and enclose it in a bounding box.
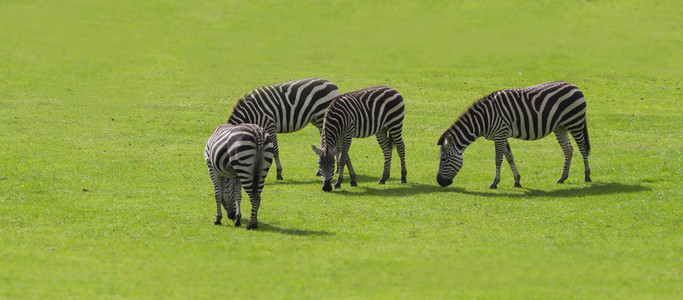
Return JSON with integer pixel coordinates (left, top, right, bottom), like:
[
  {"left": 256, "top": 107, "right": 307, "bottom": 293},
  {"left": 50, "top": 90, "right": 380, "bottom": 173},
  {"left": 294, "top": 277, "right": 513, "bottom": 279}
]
[{"left": 1, "top": 0, "right": 681, "bottom": 298}]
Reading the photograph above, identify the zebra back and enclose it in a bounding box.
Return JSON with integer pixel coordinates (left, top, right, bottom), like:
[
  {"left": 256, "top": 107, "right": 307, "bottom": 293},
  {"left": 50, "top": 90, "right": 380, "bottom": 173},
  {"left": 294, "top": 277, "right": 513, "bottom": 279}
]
[
  {"left": 204, "top": 124, "right": 274, "bottom": 191},
  {"left": 321, "top": 85, "right": 405, "bottom": 150},
  {"left": 227, "top": 78, "right": 340, "bottom": 133},
  {"left": 439, "top": 81, "right": 587, "bottom": 148}
]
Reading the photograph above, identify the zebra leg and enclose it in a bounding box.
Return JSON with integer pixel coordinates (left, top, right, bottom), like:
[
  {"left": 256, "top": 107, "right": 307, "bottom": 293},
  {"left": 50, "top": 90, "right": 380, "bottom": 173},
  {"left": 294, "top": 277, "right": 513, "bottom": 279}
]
[
  {"left": 208, "top": 167, "right": 224, "bottom": 225},
  {"left": 267, "top": 126, "right": 283, "bottom": 180},
  {"left": 554, "top": 127, "right": 573, "bottom": 184},
  {"left": 225, "top": 178, "right": 239, "bottom": 220},
  {"left": 390, "top": 128, "right": 408, "bottom": 184},
  {"left": 232, "top": 179, "right": 243, "bottom": 227},
  {"left": 489, "top": 140, "right": 507, "bottom": 189},
  {"left": 503, "top": 141, "right": 522, "bottom": 188},
  {"left": 347, "top": 157, "right": 357, "bottom": 187},
  {"left": 569, "top": 125, "right": 591, "bottom": 183},
  {"left": 334, "top": 138, "right": 352, "bottom": 189},
  {"left": 315, "top": 126, "right": 323, "bottom": 176},
  {"left": 245, "top": 192, "right": 260, "bottom": 230},
  {"left": 376, "top": 129, "right": 392, "bottom": 184},
  {"left": 334, "top": 156, "right": 345, "bottom": 189}
]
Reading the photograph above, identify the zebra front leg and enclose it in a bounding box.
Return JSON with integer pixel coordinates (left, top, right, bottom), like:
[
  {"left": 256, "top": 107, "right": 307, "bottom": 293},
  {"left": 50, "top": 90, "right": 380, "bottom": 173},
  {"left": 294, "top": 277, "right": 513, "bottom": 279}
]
[
  {"left": 208, "top": 167, "right": 224, "bottom": 225},
  {"left": 489, "top": 140, "right": 507, "bottom": 189},
  {"left": 346, "top": 158, "right": 357, "bottom": 187},
  {"left": 376, "top": 129, "right": 392, "bottom": 184},
  {"left": 334, "top": 137, "right": 352, "bottom": 189},
  {"left": 504, "top": 142, "right": 522, "bottom": 188},
  {"left": 554, "top": 127, "right": 573, "bottom": 184},
  {"left": 334, "top": 157, "right": 345, "bottom": 189}
]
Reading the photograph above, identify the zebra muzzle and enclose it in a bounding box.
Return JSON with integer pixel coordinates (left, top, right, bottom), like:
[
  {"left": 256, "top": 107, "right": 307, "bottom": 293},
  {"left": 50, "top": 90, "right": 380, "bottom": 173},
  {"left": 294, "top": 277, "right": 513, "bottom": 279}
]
[
  {"left": 322, "top": 180, "right": 333, "bottom": 192},
  {"left": 437, "top": 174, "right": 453, "bottom": 187}
]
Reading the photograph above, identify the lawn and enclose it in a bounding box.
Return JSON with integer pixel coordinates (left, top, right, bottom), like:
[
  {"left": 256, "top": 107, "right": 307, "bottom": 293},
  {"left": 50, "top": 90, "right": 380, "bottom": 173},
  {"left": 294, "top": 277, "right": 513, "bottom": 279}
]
[{"left": 1, "top": 0, "right": 681, "bottom": 298}]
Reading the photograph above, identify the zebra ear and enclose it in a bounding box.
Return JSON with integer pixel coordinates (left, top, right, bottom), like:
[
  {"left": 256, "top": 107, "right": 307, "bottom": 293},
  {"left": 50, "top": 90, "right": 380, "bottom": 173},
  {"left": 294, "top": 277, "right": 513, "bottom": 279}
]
[
  {"left": 439, "top": 135, "right": 454, "bottom": 148},
  {"left": 311, "top": 145, "right": 324, "bottom": 156}
]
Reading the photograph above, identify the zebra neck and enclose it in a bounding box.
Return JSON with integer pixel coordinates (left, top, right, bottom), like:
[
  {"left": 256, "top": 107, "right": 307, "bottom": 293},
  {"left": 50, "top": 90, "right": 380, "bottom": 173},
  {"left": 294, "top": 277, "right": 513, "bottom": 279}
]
[
  {"left": 321, "top": 129, "right": 339, "bottom": 152},
  {"left": 450, "top": 113, "right": 483, "bottom": 148}
]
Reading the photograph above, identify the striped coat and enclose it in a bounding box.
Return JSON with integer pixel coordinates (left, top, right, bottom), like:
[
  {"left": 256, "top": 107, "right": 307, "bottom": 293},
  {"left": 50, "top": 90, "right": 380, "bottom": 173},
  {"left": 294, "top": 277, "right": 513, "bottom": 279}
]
[
  {"left": 437, "top": 81, "right": 591, "bottom": 189},
  {"left": 204, "top": 124, "right": 274, "bottom": 229},
  {"left": 227, "top": 78, "right": 339, "bottom": 180},
  {"left": 312, "top": 86, "right": 407, "bottom": 191}
]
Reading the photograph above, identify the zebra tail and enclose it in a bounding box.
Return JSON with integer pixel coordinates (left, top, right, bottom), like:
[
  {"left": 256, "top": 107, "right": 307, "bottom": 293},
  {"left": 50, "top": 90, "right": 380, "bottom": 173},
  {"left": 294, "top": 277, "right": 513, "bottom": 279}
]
[{"left": 251, "top": 129, "right": 266, "bottom": 198}]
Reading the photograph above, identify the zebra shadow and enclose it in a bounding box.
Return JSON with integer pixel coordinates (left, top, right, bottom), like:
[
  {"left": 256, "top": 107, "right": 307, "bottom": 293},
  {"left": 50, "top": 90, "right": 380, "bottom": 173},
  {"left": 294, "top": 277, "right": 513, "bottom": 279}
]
[
  {"left": 332, "top": 178, "right": 445, "bottom": 197},
  {"left": 256, "top": 221, "right": 335, "bottom": 236},
  {"left": 450, "top": 182, "right": 649, "bottom": 198}
]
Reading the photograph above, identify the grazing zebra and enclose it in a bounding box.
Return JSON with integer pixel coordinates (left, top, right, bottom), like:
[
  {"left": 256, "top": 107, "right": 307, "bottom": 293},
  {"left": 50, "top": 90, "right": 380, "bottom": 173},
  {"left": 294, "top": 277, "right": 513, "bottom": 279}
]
[
  {"left": 227, "top": 78, "right": 340, "bottom": 180},
  {"left": 204, "top": 124, "right": 274, "bottom": 230},
  {"left": 436, "top": 81, "right": 591, "bottom": 189},
  {"left": 311, "top": 85, "right": 407, "bottom": 192}
]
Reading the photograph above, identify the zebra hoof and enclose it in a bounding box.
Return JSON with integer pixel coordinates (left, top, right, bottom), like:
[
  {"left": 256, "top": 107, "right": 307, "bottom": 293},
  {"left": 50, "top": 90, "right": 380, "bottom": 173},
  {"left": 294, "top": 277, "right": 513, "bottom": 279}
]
[
  {"left": 514, "top": 183, "right": 522, "bottom": 188},
  {"left": 246, "top": 223, "right": 258, "bottom": 230},
  {"left": 276, "top": 174, "right": 283, "bottom": 180},
  {"left": 334, "top": 183, "right": 342, "bottom": 189},
  {"left": 400, "top": 178, "right": 407, "bottom": 184},
  {"left": 228, "top": 211, "right": 236, "bottom": 220},
  {"left": 234, "top": 217, "right": 241, "bottom": 227},
  {"left": 488, "top": 183, "right": 498, "bottom": 189},
  {"left": 556, "top": 178, "right": 567, "bottom": 184},
  {"left": 214, "top": 219, "right": 222, "bottom": 225},
  {"left": 350, "top": 181, "right": 357, "bottom": 187}
]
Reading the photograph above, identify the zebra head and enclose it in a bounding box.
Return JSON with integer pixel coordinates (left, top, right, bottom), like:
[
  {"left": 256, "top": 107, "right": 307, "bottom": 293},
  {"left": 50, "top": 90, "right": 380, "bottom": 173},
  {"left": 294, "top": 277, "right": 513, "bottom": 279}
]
[
  {"left": 311, "top": 145, "right": 338, "bottom": 192},
  {"left": 436, "top": 135, "right": 463, "bottom": 187}
]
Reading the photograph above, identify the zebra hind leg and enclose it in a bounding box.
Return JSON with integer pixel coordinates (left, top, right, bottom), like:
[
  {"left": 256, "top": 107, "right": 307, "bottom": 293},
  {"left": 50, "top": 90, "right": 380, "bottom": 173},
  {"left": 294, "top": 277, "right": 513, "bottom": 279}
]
[
  {"left": 267, "top": 127, "right": 284, "bottom": 180},
  {"left": 225, "top": 178, "right": 239, "bottom": 220},
  {"left": 390, "top": 128, "right": 408, "bottom": 184},
  {"left": 245, "top": 193, "right": 261, "bottom": 230},
  {"left": 375, "top": 129, "right": 392, "bottom": 184},
  {"left": 503, "top": 142, "right": 522, "bottom": 188},
  {"left": 232, "top": 180, "right": 243, "bottom": 227},
  {"left": 569, "top": 125, "right": 591, "bottom": 183},
  {"left": 208, "top": 167, "right": 224, "bottom": 225},
  {"left": 554, "top": 127, "right": 573, "bottom": 184}
]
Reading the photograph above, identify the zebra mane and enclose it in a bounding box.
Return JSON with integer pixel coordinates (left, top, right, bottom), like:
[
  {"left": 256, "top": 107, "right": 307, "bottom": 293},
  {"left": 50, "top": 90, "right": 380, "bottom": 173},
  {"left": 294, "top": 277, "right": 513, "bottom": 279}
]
[
  {"left": 437, "top": 95, "right": 490, "bottom": 145},
  {"left": 226, "top": 92, "right": 251, "bottom": 122}
]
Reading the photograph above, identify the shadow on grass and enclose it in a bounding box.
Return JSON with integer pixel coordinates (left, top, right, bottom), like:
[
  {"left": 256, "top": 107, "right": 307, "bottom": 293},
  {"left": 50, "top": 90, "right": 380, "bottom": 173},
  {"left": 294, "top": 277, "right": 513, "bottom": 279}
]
[
  {"left": 257, "top": 222, "right": 335, "bottom": 236},
  {"left": 323, "top": 181, "right": 649, "bottom": 199},
  {"left": 449, "top": 182, "right": 650, "bottom": 198}
]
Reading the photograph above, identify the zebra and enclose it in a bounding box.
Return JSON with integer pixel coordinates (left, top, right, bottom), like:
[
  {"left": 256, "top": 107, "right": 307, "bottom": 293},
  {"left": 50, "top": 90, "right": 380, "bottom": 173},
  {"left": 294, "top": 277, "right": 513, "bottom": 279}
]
[
  {"left": 436, "top": 81, "right": 591, "bottom": 189},
  {"left": 311, "top": 85, "right": 407, "bottom": 192},
  {"left": 204, "top": 124, "right": 274, "bottom": 230},
  {"left": 227, "top": 78, "right": 340, "bottom": 180}
]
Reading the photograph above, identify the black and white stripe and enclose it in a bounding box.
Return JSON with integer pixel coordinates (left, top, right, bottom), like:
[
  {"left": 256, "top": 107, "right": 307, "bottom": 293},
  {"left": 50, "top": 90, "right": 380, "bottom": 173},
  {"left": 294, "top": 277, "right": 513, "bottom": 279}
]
[
  {"left": 311, "top": 86, "right": 407, "bottom": 192},
  {"left": 436, "top": 81, "right": 591, "bottom": 189},
  {"left": 204, "top": 124, "right": 274, "bottom": 229},
  {"left": 227, "top": 78, "right": 340, "bottom": 180}
]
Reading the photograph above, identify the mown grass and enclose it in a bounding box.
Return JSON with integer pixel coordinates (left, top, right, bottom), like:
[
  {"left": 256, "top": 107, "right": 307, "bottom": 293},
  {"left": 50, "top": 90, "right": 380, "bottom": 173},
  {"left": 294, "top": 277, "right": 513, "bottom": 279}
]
[{"left": 1, "top": 0, "right": 681, "bottom": 299}]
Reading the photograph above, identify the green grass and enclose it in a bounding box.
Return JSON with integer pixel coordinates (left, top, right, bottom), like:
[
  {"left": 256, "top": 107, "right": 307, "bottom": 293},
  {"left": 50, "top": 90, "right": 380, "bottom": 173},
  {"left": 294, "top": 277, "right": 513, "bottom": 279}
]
[{"left": 1, "top": 0, "right": 681, "bottom": 298}]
